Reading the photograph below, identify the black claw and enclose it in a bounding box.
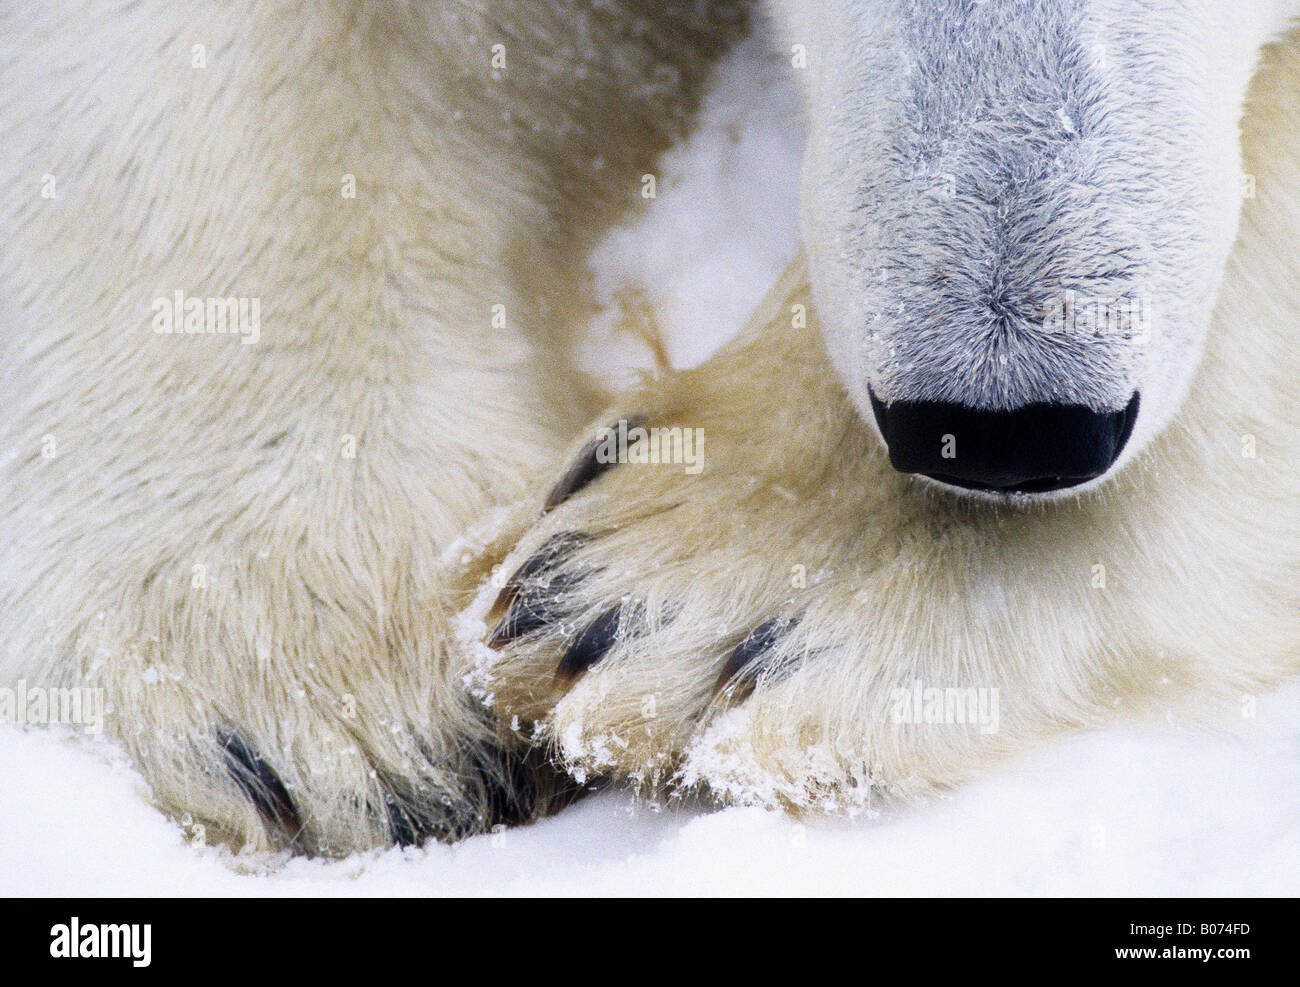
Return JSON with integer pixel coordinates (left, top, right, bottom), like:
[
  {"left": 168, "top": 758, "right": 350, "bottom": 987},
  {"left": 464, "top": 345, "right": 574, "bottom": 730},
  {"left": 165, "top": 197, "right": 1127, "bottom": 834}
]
[
  {"left": 487, "top": 599, "right": 548, "bottom": 647},
  {"left": 219, "top": 730, "right": 303, "bottom": 840},
  {"left": 556, "top": 606, "right": 624, "bottom": 684},
  {"left": 377, "top": 773, "right": 456, "bottom": 848},
  {"left": 384, "top": 794, "right": 433, "bottom": 849},
  {"left": 715, "top": 617, "right": 797, "bottom": 693},
  {"left": 376, "top": 737, "right": 542, "bottom": 848},
  {"left": 486, "top": 533, "right": 588, "bottom": 630},
  {"left": 510, "top": 533, "right": 589, "bottom": 585},
  {"left": 544, "top": 417, "right": 644, "bottom": 511},
  {"left": 471, "top": 742, "right": 539, "bottom": 831},
  {"left": 488, "top": 571, "right": 579, "bottom": 647}
]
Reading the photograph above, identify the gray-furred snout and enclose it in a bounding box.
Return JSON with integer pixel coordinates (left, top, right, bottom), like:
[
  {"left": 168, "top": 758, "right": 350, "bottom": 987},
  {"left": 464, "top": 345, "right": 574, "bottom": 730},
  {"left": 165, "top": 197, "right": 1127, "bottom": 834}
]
[{"left": 788, "top": 0, "right": 1248, "bottom": 496}]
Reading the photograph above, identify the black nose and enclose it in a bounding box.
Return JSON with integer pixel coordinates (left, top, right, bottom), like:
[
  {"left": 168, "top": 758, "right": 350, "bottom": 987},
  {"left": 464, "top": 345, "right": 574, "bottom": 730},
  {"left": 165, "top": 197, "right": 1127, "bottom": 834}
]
[{"left": 869, "top": 392, "right": 1140, "bottom": 494}]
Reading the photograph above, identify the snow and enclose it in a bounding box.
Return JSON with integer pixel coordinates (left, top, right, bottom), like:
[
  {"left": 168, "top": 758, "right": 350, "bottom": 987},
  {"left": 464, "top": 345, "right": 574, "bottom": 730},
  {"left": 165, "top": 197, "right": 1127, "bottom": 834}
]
[
  {"left": 3, "top": 36, "right": 1297, "bottom": 898},
  {"left": 577, "top": 37, "right": 805, "bottom": 380},
  {"left": 5, "top": 684, "right": 1300, "bottom": 895}
]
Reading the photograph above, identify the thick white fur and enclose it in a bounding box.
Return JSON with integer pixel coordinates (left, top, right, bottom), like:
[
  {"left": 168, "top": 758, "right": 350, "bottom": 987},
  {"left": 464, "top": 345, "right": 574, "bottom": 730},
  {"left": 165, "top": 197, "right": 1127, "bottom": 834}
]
[
  {"left": 463, "top": 10, "right": 1300, "bottom": 812},
  {"left": 3, "top": 0, "right": 1299, "bottom": 853},
  {"left": 0, "top": 0, "right": 740, "bottom": 853}
]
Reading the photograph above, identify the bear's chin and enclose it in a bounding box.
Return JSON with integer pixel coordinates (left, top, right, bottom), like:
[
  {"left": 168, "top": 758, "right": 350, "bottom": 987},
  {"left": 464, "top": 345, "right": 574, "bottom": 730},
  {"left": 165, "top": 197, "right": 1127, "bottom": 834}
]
[{"left": 911, "top": 470, "right": 1122, "bottom": 507}]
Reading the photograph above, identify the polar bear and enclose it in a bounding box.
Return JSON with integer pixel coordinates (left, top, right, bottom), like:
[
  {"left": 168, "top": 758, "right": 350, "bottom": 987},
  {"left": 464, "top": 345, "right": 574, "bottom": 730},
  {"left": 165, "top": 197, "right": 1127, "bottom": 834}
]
[
  {"left": 461, "top": 1, "right": 1300, "bottom": 809},
  {"left": 2, "top": 0, "right": 1298, "bottom": 857}
]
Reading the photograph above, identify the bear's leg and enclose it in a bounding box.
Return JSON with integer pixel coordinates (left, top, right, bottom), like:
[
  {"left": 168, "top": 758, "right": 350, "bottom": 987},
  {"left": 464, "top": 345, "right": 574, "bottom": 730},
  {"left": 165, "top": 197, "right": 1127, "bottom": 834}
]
[{"left": 0, "top": 1, "right": 745, "bottom": 853}]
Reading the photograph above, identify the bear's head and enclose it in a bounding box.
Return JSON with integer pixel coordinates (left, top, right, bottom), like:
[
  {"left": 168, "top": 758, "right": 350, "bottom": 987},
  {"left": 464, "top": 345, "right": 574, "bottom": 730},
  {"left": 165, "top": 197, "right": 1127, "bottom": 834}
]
[{"left": 772, "top": 0, "right": 1290, "bottom": 499}]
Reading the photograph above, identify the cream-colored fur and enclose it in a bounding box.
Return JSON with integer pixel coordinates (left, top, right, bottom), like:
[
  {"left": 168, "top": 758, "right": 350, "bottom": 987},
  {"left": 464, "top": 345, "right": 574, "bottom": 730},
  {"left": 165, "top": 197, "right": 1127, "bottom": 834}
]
[
  {"left": 0, "top": 0, "right": 742, "bottom": 853},
  {"left": 460, "top": 27, "right": 1300, "bottom": 812},
  {"left": 3, "top": 1, "right": 1298, "bottom": 855}
]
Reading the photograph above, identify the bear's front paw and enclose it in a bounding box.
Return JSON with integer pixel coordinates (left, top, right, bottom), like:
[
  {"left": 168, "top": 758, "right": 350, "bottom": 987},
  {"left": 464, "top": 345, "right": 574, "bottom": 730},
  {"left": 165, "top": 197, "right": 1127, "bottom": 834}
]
[
  {"left": 453, "top": 264, "right": 1161, "bottom": 816},
  {"left": 455, "top": 374, "right": 912, "bottom": 811}
]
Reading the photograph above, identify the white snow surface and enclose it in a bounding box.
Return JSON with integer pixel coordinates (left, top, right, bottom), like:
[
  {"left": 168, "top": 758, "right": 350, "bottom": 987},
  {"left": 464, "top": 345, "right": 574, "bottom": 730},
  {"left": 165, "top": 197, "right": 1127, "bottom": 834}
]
[
  {"left": 3, "top": 39, "right": 1298, "bottom": 898},
  {"left": 577, "top": 37, "right": 804, "bottom": 380}
]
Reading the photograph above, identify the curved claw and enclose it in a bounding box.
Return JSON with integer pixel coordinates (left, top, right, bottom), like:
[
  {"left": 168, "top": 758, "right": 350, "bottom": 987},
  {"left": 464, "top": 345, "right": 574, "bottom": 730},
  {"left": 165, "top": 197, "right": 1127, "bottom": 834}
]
[
  {"left": 555, "top": 606, "right": 625, "bottom": 685},
  {"left": 488, "top": 571, "right": 580, "bottom": 647},
  {"left": 544, "top": 417, "right": 645, "bottom": 511},
  {"left": 715, "top": 617, "right": 798, "bottom": 695},
  {"left": 219, "top": 730, "right": 303, "bottom": 844},
  {"left": 487, "top": 533, "right": 590, "bottom": 646}
]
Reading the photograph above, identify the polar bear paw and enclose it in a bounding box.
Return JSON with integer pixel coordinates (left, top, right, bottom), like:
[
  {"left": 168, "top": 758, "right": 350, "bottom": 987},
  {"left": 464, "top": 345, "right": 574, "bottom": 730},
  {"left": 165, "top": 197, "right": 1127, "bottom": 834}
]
[{"left": 454, "top": 293, "right": 955, "bottom": 812}]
